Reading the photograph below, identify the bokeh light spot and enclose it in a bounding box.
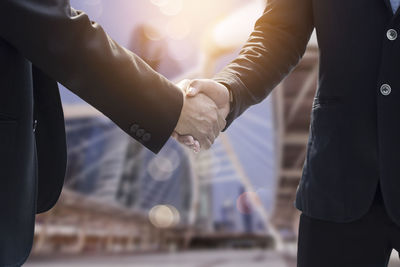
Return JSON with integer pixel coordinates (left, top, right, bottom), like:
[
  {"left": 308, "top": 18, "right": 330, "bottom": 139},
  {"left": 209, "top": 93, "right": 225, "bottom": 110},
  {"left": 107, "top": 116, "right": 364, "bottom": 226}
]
[
  {"left": 167, "top": 39, "right": 195, "bottom": 61},
  {"left": 147, "top": 148, "right": 180, "bottom": 181},
  {"left": 149, "top": 205, "right": 180, "bottom": 228},
  {"left": 160, "top": 0, "right": 183, "bottom": 16},
  {"left": 166, "top": 18, "right": 191, "bottom": 40},
  {"left": 150, "top": 0, "right": 169, "bottom": 7},
  {"left": 143, "top": 24, "right": 165, "bottom": 41}
]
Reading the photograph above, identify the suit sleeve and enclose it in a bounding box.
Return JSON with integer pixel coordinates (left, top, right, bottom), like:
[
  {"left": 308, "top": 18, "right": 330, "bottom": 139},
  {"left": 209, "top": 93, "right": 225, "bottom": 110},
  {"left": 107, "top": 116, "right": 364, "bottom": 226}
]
[
  {"left": 213, "top": 0, "right": 314, "bottom": 128},
  {"left": 0, "top": 0, "right": 183, "bottom": 154}
]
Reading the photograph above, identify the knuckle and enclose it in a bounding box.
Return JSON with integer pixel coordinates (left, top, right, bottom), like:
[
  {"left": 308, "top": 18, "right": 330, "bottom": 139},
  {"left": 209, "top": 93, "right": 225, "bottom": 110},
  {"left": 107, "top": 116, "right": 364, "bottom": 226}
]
[
  {"left": 200, "top": 139, "right": 208, "bottom": 148},
  {"left": 208, "top": 133, "right": 215, "bottom": 142},
  {"left": 201, "top": 129, "right": 210, "bottom": 137},
  {"left": 206, "top": 141, "right": 213, "bottom": 149}
]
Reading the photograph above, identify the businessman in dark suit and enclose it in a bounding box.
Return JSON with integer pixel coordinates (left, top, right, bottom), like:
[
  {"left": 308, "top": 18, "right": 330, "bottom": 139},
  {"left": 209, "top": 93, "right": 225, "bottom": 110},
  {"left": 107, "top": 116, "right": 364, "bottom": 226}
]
[
  {"left": 178, "top": 0, "right": 400, "bottom": 265},
  {"left": 0, "top": 0, "right": 228, "bottom": 266}
]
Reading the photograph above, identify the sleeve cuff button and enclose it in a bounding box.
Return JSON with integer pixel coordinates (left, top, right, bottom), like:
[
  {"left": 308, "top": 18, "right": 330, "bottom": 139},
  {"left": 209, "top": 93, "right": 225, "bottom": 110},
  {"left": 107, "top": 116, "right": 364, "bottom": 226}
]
[
  {"left": 142, "top": 133, "right": 151, "bottom": 142},
  {"left": 130, "top": 124, "right": 140, "bottom": 133},
  {"left": 136, "top": 129, "right": 145, "bottom": 138}
]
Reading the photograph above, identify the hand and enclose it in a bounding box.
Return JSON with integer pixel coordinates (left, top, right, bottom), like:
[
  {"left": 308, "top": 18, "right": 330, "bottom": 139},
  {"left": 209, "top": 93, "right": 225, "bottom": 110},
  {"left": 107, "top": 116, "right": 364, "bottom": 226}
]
[
  {"left": 186, "top": 79, "right": 230, "bottom": 119},
  {"left": 174, "top": 79, "right": 230, "bottom": 151},
  {"left": 174, "top": 80, "right": 227, "bottom": 151}
]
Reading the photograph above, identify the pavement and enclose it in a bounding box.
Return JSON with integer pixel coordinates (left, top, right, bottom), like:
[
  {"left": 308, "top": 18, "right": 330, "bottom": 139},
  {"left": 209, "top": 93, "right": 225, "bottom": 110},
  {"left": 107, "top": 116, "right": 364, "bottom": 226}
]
[
  {"left": 24, "top": 249, "right": 400, "bottom": 267},
  {"left": 25, "top": 250, "right": 288, "bottom": 267}
]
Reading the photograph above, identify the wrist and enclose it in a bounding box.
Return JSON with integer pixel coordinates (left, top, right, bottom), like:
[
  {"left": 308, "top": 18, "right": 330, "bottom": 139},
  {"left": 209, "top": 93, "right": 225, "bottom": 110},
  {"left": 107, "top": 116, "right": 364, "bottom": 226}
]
[{"left": 218, "top": 82, "right": 233, "bottom": 117}]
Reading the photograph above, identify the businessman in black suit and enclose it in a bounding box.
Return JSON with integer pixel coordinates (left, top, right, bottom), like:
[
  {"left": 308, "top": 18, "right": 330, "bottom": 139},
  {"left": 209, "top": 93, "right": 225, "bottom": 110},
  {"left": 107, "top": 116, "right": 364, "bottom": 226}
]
[
  {"left": 0, "top": 0, "right": 229, "bottom": 266},
  {"left": 178, "top": 0, "right": 400, "bottom": 265}
]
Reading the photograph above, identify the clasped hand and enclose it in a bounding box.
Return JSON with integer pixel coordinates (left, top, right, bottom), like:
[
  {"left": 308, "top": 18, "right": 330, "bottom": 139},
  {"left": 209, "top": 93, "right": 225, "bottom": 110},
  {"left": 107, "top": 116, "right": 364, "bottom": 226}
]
[{"left": 173, "top": 79, "right": 230, "bottom": 152}]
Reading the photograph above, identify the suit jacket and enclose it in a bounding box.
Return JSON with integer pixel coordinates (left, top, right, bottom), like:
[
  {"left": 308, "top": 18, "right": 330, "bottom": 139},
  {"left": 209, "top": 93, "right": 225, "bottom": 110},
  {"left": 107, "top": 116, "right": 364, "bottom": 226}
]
[
  {"left": 0, "top": 0, "right": 183, "bottom": 266},
  {"left": 215, "top": 0, "right": 400, "bottom": 226}
]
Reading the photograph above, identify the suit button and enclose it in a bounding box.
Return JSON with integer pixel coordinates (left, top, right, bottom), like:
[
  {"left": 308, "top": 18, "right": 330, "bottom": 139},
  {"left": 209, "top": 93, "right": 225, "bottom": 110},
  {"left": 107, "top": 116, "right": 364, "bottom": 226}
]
[
  {"left": 387, "top": 29, "right": 398, "bottom": 41},
  {"left": 380, "top": 84, "right": 392, "bottom": 96},
  {"left": 142, "top": 133, "right": 151, "bottom": 142},
  {"left": 33, "top": 120, "right": 38, "bottom": 133},
  {"left": 130, "top": 124, "right": 139, "bottom": 133},
  {"left": 136, "top": 129, "right": 145, "bottom": 138}
]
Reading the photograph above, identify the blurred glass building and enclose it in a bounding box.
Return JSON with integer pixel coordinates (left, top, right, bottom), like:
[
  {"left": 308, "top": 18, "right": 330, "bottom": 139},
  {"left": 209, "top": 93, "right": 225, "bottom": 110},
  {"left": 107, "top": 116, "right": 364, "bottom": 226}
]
[{"left": 32, "top": 0, "right": 281, "bottom": 258}]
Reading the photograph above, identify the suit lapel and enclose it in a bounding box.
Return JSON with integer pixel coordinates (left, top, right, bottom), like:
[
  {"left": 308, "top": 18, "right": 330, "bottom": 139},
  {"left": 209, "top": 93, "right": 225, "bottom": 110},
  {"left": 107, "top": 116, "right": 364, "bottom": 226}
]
[
  {"left": 383, "top": 0, "right": 392, "bottom": 11},
  {"left": 382, "top": 0, "right": 398, "bottom": 18}
]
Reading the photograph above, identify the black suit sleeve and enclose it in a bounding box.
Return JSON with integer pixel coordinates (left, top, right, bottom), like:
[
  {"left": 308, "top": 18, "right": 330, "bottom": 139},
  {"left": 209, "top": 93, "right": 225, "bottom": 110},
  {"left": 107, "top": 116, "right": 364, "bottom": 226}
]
[
  {"left": 0, "top": 0, "right": 183, "bottom": 153},
  {"left": 214, "top": 0, "right": 314, "bottom": 128}
]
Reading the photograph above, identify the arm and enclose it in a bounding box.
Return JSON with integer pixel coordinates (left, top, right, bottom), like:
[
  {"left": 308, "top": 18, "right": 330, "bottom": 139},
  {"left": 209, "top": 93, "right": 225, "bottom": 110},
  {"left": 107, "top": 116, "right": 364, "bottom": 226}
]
[
  {"left": 213, "top": 0, "right": 314, "bottom": 127},
  {"left": 0, "top": 0, "right": 183, "bottom": 153}
]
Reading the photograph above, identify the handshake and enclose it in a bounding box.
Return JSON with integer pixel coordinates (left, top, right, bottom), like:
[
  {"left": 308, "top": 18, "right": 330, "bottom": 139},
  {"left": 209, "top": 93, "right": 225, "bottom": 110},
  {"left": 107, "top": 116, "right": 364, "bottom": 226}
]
[{"left": 172, "top": 79, "right": 231, "bottom": 153}]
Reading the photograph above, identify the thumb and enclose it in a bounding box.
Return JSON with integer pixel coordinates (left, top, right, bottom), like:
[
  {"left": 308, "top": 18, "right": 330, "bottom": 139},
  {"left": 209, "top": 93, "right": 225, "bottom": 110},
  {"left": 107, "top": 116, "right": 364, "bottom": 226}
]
[
  {"left": 188, "top": 79, "right": 229, "bottom": 108},
  {"left": 186, "top": 85, "right": 199, "bottom": 97}
]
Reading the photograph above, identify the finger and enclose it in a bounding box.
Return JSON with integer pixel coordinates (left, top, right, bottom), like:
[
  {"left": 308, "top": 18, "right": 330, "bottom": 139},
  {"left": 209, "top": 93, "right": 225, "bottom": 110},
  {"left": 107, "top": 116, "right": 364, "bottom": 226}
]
[
  {"left": 197, "top": 135, "right": 212, "bottom": 150},
  {"left": 216, "top": 111, "right": 227, "bottom": 132},
  {"left": 181, "top": 135, "right": 195, "bottom": 146},
  {"left": 178, "top": 136, "right": 202, "bottom": 152},
  {"left": 202, "top": 137, "right": 213, "bottom": 150},
  {"left": 186, "top": 80, "right": 203, "bottom": 97},
  {"left": 188, "top": 80, "right": 229, "bottom": 108},
  {"left": 178, "top": 135, "right": 196, "bottom": 148},
  {"left": 195, "top": 132, "right": 212, "bottom": 151},
  {"left": 193, "top": 140, "right": 201, "bottom": 153},
  {"left": 212, "top": 116, "right": 220, "bottom": 140},
  {"left": 210, "top": 109, "right": 226, "bottom": 140},
  {"left": 172, "top": 132, "right": 199, "bottom": 150},
  {"left": 204, "top": 131, "right": 215, "bottom": 149},
  {"left": 186, "top": 85, "right": 199, "bottom": 96}
]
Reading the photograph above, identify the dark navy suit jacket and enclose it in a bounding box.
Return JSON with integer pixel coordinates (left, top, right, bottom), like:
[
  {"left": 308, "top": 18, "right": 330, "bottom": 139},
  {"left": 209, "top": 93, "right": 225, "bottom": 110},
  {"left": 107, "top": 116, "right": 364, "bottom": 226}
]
[
  {"left": 215, "top": 0, "right": 400, "bottom": 227},
  {"left": 0, "top": 1, "right": 183, "bottom": 266}
]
